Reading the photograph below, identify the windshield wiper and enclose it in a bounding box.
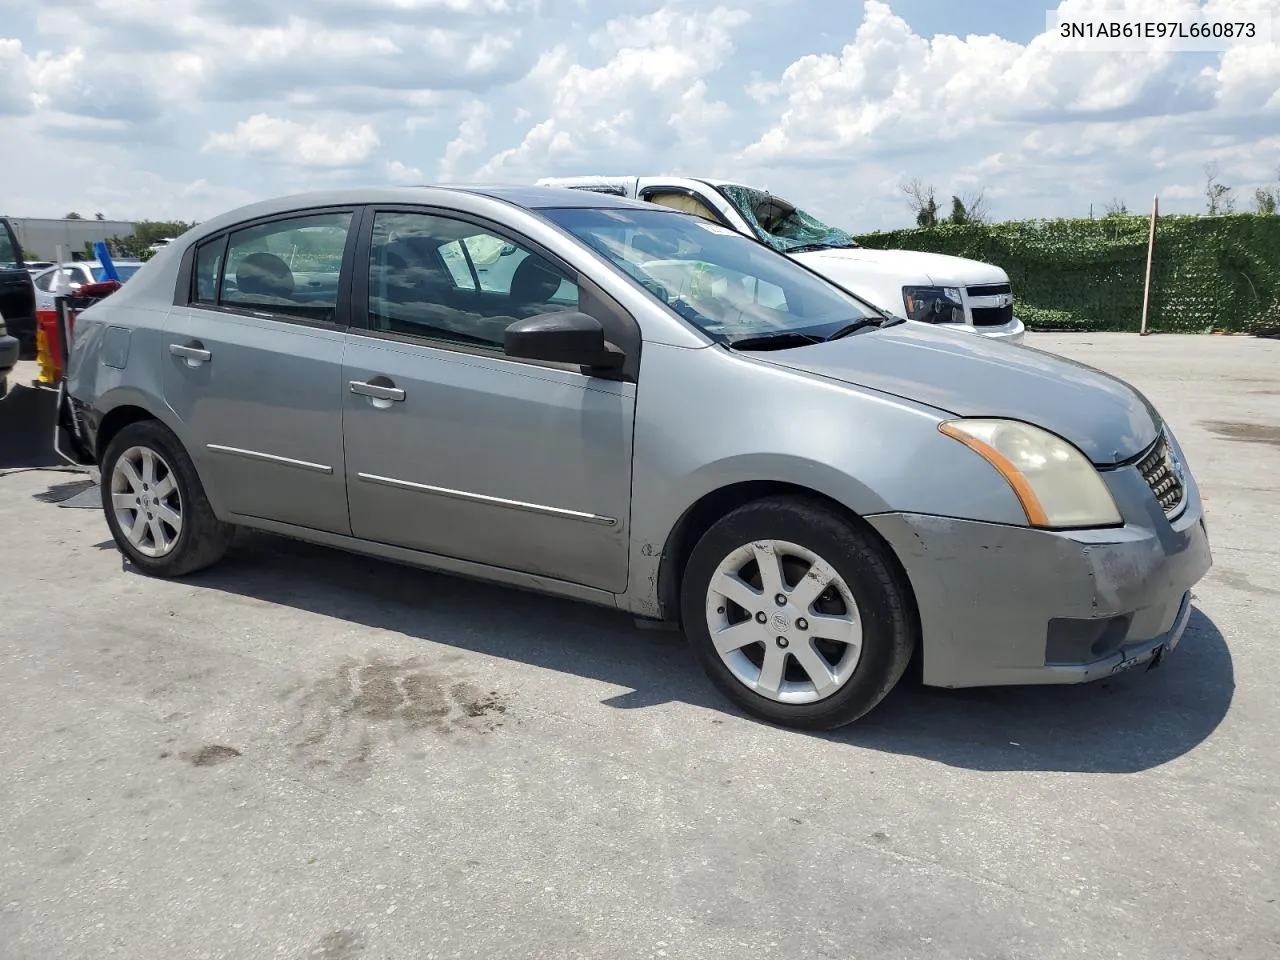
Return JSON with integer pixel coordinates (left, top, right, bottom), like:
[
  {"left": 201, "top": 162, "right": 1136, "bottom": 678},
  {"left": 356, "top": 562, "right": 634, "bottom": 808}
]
[
  {"left": 786, "top": 241, "right": 858, "bottom": 253},
  {"left": 726, "top": 331, "right": 826, "bottom": 351},
  {"left": 825, "top": 315, "right": 907, "bottom": 340}
]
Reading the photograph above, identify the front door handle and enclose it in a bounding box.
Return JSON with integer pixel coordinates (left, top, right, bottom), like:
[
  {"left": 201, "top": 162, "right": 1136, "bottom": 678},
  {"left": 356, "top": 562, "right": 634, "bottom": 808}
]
[
  {"left": 349, "top": 380, "right": 406, "bottom": 402},
  {"left": 169, "top": 342, "right": 212, "bottom": 365}
]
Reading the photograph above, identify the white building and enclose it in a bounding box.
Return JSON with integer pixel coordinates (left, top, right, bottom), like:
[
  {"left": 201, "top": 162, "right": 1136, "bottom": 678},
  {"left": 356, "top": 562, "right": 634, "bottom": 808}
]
[{"left": 5, "top": 217, "right": 138, "bottom": 261}]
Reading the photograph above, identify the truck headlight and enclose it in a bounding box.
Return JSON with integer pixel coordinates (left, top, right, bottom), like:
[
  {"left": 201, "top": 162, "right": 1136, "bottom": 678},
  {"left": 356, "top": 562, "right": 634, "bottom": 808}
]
[
  {"left": 939, "top": 418, "right": 1123, "bottom": 529},
  {"left": 903, "top": 286, "right": 964, "bottom": 323}
]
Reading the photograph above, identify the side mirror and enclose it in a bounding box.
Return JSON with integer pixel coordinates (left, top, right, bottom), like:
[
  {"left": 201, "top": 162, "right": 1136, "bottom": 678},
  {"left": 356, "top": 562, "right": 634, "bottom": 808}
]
[{"left": 504, "top": 311, "right": 624, "bottom": 372}]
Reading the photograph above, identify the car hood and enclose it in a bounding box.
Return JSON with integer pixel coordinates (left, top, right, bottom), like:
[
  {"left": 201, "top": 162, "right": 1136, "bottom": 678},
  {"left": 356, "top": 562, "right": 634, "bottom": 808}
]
[
  {"left": 792, "top": 247, "right": 1010, "bottom": 287},
  {"left": 755, "top": 322, "right": 1160, "bottom": 465}
]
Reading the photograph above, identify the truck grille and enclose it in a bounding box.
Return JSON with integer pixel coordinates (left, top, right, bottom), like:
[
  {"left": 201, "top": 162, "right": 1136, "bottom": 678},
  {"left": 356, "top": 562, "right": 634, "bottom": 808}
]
[
  {"left": 970, "top": 304, "right": 1014, "bottom": 327},
  {"left": 966, "top": 283, "right": 1011, "bottom": 298},
  {"left": 1137, "top": 433, "right": 1185, "bottom": 516}
]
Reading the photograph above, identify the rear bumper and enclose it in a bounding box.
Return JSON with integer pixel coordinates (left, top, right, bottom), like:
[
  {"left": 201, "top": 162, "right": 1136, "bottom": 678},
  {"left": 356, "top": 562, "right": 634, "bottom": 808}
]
[
  {"left": 867, "top": 489, "right": 1212, "bottom": 688},
  {"left": 55, "top": 387, "right": 97, "bottom": 466}
]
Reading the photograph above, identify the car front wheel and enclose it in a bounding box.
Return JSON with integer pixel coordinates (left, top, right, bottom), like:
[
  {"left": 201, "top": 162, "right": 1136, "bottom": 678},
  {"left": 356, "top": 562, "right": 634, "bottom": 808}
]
[
  {"left": 100, "top": 420, "right": 235, "bottom": 577},
  {"left": 680, "top": 496, "right": 916, "bottom": 730}
]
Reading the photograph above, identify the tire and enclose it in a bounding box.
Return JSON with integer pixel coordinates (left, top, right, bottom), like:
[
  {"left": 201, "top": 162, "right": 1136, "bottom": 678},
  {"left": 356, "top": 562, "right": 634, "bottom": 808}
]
[
  {"left": 680, "top": 496, "right": 916, "bottom": 730},
  {"left": 100, "top": 419, "right": 235, "bottom": 577}
]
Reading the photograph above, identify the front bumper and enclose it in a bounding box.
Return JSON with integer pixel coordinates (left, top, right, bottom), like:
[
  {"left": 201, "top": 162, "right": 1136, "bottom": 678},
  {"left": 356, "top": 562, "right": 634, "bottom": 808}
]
[
  {"left": 867, "top": 480, "right": 1212, "bottom": 688},
  {"left": 934, "top": 315, "right": 1025, "bottom": 343}
]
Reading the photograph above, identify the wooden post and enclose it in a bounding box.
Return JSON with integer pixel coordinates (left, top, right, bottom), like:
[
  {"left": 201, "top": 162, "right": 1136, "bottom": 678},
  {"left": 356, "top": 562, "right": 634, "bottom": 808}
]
[{"left": 1139, "top": 196, "right": 1158, "bottom": 336}]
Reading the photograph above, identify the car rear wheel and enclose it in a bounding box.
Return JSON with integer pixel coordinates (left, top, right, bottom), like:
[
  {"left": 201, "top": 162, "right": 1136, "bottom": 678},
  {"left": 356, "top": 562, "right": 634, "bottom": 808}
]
[
  {"left": 680, "top": 496, "right": 916, "bottom": 730},
  {"left": 101, "top": 420, "right": 234, "bottom": 577}
]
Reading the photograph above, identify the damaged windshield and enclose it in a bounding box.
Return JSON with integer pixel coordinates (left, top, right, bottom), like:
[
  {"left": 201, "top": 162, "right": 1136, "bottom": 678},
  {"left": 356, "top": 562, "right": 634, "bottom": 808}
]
[{"left": 713, "top": 183, "right": 859, "bottom": 254}]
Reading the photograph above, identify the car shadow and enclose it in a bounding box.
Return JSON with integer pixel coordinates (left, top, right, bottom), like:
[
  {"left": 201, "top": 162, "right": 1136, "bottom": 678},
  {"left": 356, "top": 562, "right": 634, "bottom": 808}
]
[
  {"left": 169, "top": 529, "right": 1232, "bottom": 774},
  {"left": 0, "top": 382, "right": 63, "bottom": 470},
  {"left": 829, "top": 605, "right": 1232, "bottom": 772}
]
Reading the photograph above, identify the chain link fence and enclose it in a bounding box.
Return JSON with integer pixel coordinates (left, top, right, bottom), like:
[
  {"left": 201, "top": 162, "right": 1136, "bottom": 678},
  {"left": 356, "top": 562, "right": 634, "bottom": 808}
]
[{"left": 855, "top": 214, "right": 1280, "bottom": 334}]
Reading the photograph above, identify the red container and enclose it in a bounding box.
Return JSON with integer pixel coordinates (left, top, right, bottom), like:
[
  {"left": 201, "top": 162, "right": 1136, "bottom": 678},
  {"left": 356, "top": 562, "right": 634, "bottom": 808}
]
[{"left": 39, "top": 281, "right": 122, "bottom": 382}]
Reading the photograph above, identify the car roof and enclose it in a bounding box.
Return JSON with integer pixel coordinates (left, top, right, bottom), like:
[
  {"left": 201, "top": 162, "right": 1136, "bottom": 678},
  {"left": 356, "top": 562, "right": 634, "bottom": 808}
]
[
  {"left": 449, "top": 184, "right": 657, "bottom": 210},
  {"left": 164, "top": 185, "right": 681, "bottom": 257}
]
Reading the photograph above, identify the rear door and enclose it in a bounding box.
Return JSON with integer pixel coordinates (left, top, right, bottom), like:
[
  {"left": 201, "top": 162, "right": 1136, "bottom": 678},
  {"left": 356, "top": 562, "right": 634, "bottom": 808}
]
[{"left": 163, "top": 208, "right": 359, "bottom": 534}]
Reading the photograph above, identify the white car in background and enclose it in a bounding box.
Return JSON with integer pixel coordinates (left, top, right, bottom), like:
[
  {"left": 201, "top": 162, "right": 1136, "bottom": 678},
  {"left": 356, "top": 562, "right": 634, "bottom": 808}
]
[
  {"left": 32, "top": 259, "right": 144, "bottom": 311},
  {"left": 536, "top": 175, "right": 1025, "bottom": 343}
]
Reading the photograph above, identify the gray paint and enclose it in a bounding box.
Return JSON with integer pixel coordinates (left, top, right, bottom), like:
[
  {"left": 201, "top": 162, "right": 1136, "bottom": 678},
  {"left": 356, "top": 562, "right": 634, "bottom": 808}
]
[
  {"left": 341, "top": 335, "right": 635, "bottom": 594},
  {"left": 66, "top": 186, "right": 1212, "bottom": 689},
  {"left": 163, "top": 305, "right": 352, "bottom": 535},
  {"left": 758, "top": 321, "right": 1161, "bottom": 465}
]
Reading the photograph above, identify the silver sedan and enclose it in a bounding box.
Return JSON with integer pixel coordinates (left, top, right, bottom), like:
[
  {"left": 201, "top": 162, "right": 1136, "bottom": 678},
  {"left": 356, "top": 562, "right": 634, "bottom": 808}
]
[{"left": 61, "top": 186, "right": 1212, "bottom": 729}]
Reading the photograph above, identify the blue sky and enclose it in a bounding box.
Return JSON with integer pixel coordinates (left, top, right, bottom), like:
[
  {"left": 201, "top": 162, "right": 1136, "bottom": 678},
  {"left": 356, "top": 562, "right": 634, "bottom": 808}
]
[{"left": 1, "top": 0, "right": 1277, "bottom": 230}]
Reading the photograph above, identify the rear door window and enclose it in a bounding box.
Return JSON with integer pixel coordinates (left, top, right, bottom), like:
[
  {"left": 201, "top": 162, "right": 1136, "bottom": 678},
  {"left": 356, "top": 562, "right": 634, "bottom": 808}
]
[{"left": 214, "top": 212, "right": 353, "bottom": 323}]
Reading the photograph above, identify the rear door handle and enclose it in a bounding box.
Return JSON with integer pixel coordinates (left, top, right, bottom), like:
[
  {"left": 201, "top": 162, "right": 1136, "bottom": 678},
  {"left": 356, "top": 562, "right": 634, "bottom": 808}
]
[
  {"left": 169, "top": 343, "right": 212, "bottom": 364},
  {"left": 349, "top": 380, "right": 405, "bottom": 402}
]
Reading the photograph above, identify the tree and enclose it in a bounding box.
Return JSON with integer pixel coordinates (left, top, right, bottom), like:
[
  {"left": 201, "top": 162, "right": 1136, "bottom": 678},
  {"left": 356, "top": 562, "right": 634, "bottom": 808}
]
[
  {"left": 948, "top": 190, "right": 989, "bottom": 225},
  {"left": 64, "top": 211, "right": 84, "bottom": 219},
  {"left": 94, "top": 212, "right": 105, "bottom": 221},
  {"left": 900, "top": 178, "right": 939, "bottom": 227},
  {"left": 1254, "top": 167, "right": 1279, "bottom": 214},
  {"left": 86, "top": 220, "right": 196, "bottom": 261},
  {"left": 1204, "top": 162, "right": 1235, "bottom": 215},
  {"left": 1104, "top": 197, "right": 1129, "bottom": 217}
]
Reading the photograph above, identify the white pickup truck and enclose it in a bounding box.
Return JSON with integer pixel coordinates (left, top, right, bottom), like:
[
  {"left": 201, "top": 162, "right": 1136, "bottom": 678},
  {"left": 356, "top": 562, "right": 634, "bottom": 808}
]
[{"left": 535, "top": 175, "right": 1025, "bottom": 343}]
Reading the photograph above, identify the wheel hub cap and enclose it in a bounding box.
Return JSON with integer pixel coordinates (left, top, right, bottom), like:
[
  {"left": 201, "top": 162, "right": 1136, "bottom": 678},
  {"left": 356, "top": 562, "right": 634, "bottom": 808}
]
[
  {"left": 109, "top": 445, "right": 183, "bottom": 559},
  {"left": 705, "top": 539, "right": 863, "bottom": 705}
]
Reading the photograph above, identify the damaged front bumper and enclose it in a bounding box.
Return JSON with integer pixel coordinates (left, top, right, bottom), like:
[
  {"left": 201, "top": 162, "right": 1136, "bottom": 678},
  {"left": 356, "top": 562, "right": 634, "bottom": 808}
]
[{"left": 867, "top": 476, "right": 1212, "bottom": 688}]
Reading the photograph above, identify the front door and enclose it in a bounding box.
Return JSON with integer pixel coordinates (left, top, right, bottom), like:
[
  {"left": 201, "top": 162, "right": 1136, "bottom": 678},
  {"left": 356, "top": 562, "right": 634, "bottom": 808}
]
[
  {"left": 341, "top": 208, "right": 636, "bottom": 593},
  {"left": 163, "top": 209, "right": 357, "bottom": 535}
]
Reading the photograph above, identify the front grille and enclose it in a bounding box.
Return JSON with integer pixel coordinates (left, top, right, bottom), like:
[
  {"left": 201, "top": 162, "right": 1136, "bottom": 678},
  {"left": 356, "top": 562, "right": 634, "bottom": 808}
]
[
  {"left": 967, "top": 283, "right": 1011, "bottom": 298},
  {"left": 971, "top": 304, "right": 1014, "bottom": 327},
  {"left": 1137, "top": 433, "right": 1185, "bottom": 516}
]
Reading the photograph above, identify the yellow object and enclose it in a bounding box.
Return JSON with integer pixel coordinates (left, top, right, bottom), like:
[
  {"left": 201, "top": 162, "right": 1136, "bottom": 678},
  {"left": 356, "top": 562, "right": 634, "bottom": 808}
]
[{"left": 35, "top": 327, "right": 55, "bottom": 385}]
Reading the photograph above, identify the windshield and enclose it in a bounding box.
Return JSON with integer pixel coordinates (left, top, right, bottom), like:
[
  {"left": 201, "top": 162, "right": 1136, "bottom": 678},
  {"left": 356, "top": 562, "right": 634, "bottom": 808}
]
[
  {"left": 713, "top": 183, "right": 858, "bottom": 254},
  {"left": 541, "top": 206, "right": 881, "bottom": 343}
]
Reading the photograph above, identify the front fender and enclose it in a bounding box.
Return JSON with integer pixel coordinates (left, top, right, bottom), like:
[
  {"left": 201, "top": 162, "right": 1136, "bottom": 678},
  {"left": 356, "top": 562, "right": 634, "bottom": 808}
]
[{"left": 616, "top": 341, "right": 1030, "bottom": 617}]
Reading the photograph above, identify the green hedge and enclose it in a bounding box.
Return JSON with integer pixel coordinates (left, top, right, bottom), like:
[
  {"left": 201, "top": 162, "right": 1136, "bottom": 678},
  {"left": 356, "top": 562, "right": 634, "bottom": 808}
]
[{"left": 853, "top": 214, "right": 1280, "bottom": 334}]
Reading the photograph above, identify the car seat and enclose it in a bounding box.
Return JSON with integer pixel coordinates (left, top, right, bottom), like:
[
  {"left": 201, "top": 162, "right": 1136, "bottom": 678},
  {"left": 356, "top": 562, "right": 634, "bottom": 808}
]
[
  {"left": 508, "top": 256, "right": 564, "bottom": 317},
  {"left": 235, "top": 252, "right": 296, "bottom": 303}
]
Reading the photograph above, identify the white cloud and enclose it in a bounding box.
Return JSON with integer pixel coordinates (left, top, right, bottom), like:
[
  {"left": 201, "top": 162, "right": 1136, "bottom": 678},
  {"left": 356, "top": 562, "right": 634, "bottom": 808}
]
[
  {"left": 384, "top": 159, "right": 425, "bottom": 183},
  {"left": 203, "top": 114, "right": 381, "bottom": 167},
  {"left": 438, "top": 101, "right": 491, "bottom": 181},
  {"left": 2, "top": 0, "right": 1278, "bottom": 228},
  {"left": 738, "top": 0, "right": 1206, "bottom": 166},
  {"left": 476, "top": 5, "right": 751, "bottom": 180}
]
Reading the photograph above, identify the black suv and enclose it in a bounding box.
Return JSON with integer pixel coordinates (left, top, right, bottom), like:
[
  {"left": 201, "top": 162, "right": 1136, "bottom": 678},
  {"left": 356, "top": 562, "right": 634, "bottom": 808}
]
[{"left": 1, "top": 217, "right": 37, "bottom": 366}]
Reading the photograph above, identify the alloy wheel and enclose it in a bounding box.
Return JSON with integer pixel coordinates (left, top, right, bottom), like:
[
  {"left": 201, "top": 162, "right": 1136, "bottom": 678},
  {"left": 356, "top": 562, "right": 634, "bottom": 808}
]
[{"left": 704, "top": 539, "right": 863, "bottom": 704}]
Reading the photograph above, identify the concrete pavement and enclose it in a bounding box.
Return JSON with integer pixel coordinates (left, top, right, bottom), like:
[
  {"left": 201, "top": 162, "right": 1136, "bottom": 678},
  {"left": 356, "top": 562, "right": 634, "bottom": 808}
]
[{"left": 1, "top": 334, "right": 1277, "bottom": 959}]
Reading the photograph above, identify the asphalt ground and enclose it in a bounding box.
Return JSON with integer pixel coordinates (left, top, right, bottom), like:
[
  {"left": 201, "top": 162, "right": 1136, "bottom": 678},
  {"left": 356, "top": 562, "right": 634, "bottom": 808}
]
[{"left": 1, "top": 334, "right": 1277, "bottom": 959}]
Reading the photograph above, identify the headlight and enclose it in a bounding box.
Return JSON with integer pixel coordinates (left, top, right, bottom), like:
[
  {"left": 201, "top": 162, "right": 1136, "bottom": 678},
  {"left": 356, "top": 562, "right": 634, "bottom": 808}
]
[
  {"left": 939, "top": 418, "right": 1123, "bottom": 529},
  {"left": 903, "top": 286, "right": 964, "bottom": 323}
]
